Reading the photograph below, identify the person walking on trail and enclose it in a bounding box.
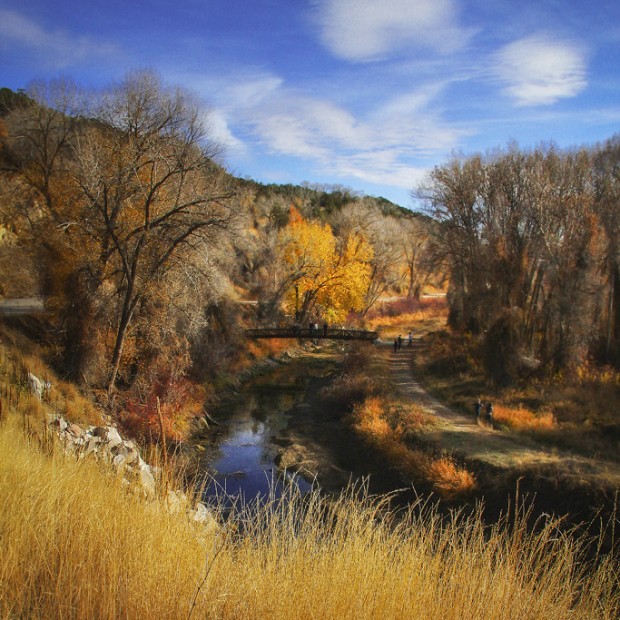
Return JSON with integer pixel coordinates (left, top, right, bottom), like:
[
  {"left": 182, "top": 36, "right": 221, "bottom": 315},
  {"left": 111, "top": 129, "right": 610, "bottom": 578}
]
[
  {"left": 397, "top": 334, "right": 403, "bottom": 350},
  {"left": 474, "top": 398, "right": 482, "bottom": 420},
  {"left": 323, "top": 322, "right": 328, "bottom": 337},
  {"left": 485, "top": 402, "right": 494, "bottom": 427},
  {"left": 408, "top": 331, "right": 413, "bottom": 347},
  {"left": 393, "top": 338, "right": 398, "bottom": 353}
]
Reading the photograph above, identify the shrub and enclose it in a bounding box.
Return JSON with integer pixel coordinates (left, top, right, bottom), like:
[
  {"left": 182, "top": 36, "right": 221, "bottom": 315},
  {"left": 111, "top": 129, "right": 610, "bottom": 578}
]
[
  {"left": 493, "top": 405, "right": 556, "bottom": 432},
  {"left": 120, "top": 371, "right": 205, "bottom": 444},
  {"left": 351, "top": 397, "right": 476, "bottom": 498},
  {"left": 321, "top": 374, "right": 379, "bottom": 410}
]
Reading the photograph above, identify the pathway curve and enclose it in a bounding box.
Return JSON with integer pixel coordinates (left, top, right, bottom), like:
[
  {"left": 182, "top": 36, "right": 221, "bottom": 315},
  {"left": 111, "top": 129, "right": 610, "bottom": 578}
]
[{"left": 377, "top": 341, "right": 620, "bottom": 486}]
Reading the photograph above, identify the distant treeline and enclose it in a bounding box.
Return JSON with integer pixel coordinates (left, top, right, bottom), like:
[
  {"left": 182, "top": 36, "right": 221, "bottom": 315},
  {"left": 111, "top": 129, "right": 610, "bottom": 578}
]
[{"left": 418, "top": 139, "right": 620, "bottom": 382}]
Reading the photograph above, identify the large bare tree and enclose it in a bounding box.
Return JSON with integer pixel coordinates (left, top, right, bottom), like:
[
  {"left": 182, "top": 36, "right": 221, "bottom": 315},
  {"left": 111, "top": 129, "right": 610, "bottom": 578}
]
[
  {"left": 72, "top": 72, "right": 236, "bottom": 390},
  {"left": 417, "top": 144, "right": 605, "bottom": 375}
]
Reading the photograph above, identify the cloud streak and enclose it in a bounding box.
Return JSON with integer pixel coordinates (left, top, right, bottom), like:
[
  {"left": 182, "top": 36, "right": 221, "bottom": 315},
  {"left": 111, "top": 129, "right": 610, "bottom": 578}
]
[
  {"left": 314, "top": 0, "right": 468, "bottom": 61},
  {"left": 0, "top": 9, "right": 118, "bottom": 70},
  {"left": 212, "top": 74, "right": 464, "bottom": 190},
  {"left": 493, "top": 35, "right": 588, "bottom": 106}
]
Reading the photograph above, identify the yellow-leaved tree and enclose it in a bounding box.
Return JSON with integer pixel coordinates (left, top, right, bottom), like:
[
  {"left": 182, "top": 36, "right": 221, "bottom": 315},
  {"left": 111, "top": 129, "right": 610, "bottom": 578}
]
[{"left": 279, "top": 207, "right": 372, "bottom": 324}]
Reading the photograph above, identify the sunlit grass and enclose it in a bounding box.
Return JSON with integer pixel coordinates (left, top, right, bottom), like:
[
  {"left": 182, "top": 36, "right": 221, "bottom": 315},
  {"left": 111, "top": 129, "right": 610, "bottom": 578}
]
[
  {"left": 351, "top": 396, "right": 477, "bottom": 498},
  {"left": 493, "top": 404, "right": 557, "bottom": 432},
  {"left": 366, "top": 296, "right": 449, "bottom": 337},
  {"left": 1, "top": 413, "right": 618, "bottom": 619}
]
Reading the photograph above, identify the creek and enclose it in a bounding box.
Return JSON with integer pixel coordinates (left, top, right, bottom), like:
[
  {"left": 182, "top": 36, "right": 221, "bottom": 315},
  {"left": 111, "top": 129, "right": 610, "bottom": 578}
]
[{"left": 198, "top": 352, "right": 340, "bottom": 507}]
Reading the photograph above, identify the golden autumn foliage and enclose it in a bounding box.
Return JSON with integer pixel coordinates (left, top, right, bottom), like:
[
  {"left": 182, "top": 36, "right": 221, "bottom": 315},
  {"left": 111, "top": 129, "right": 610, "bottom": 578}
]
[{"left": 279, "top": 207, "right": 373, "bottom": 323}]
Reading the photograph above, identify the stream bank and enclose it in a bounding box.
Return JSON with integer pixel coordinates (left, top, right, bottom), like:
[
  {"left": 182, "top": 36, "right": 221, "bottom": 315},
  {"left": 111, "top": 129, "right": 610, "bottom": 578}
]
[{"left": 194, "top": 344, "right": 410, "bottom": 505}]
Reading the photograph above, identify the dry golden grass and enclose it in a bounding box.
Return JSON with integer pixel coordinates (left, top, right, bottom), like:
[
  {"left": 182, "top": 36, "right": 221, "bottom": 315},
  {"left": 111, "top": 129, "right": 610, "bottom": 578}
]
[
  {"left": 1, "top": 413, "right": 618, "bottom": 619},
  {"left": 368, "top": 308, "right": 449, "bottom": 337},
  {"left": 493, "top": 404, "right": 557, "bottom": 432},
  {"left": 423, "top": 457, "right": 477, "bottom": 497},
  {"left": 366, "top": 296, "right": 449, "bottom": 339},
  {"left": 247, "top": 337, "right": 293, "bottom": 358},
  {"left": 351, "top": 396, "right": 477, "bottom": 498},
  {"left": 0, "top": 341, "right": 104, "bottom": 429}
]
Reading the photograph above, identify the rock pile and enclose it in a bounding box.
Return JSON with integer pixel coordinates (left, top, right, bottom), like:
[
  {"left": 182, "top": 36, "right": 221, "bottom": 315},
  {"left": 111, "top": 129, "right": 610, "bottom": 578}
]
[
  {"left": 45, "top": 414, "right": 217, "bottom": 529},
  {"left": 47, "top": 413, "right": 158, "bottom": 496}
]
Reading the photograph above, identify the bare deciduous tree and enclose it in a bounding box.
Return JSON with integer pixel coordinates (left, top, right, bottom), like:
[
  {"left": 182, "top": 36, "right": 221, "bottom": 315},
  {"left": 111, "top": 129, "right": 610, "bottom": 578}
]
[{"left": 72, "top": 72, "right": 236, "bottom": 389}]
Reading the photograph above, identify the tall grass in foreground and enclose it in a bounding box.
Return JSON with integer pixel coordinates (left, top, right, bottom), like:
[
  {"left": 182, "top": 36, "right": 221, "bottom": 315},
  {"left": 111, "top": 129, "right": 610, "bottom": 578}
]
[{"left": 1, "top": 417, "right": 618, "bottom": 619}]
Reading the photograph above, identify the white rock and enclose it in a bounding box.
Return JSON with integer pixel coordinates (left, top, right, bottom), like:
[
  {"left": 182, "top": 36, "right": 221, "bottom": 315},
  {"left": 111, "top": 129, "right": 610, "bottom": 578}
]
[
  {"left": 106, "top": 427, "right": 123, "bottom": 449},
  {"left": 191, "top": 502, "right": 210, "bottom": 522},
  {"left": 28, "top": 372, "right": 43, "bottom": 400},
  {"left": 83, "top": 437, "right": 101, "bottom": 457},
  {"left": 138, "top": 463, "right": 156, "bottom": 496},
  {"left": 112, "top": 443, "right": 139, "bottom": 467},
  {"left": 167, "top": 490, "right": 187, "bottom": 514},
  {"left": 67, "top": 423, "right": 84, "bottom": 437},
  {"left": 191, "top": 502, "right": 219, "bottom": 532},
  {"left": 113, "top": 453, "right": 128, "bottom": 470},
  {"left": 47, "top": 415, "right": 68, "bottom": 432}
]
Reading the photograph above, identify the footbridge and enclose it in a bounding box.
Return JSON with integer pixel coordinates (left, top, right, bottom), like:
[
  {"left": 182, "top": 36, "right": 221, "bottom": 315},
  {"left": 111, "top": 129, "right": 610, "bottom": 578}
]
[{"left": 245, "top": 326, "right": 378, "bottom": 342}]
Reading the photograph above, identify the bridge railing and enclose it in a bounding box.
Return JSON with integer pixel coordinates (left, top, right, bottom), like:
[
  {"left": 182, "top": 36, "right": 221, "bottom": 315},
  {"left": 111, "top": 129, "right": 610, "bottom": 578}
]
[{"left": 245, "top": 327, "right": 378, "bottom": 341}]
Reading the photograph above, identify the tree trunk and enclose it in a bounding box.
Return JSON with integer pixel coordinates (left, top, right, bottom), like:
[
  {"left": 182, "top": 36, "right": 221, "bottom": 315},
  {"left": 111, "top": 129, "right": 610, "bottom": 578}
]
[{"left": 108, "top": 286, "right": 137, "bottom": 392}]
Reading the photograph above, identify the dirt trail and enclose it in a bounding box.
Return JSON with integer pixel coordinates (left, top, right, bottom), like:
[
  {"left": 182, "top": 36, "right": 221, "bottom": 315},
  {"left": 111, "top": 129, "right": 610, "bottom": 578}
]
[{"left": 380, "top": 341, "right": 620, "bottom": 487}]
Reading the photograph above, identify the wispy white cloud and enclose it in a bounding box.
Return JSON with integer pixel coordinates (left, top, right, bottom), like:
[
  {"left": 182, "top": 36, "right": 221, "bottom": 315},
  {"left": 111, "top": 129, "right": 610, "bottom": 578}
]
[
  {"left": 204, "top": 109, "right": 246, "bottom": 155},
  {"left": 493, "top": 35, "right": 588, "bottom": 106},
  {"left": 211, "top": 72, "right": 465, "bottom": 191},
  {"left": 313, "top": 0, "right": 469, "bottom": 61},
  {"left": 0, "top": 9, "right": 118, "bottom": 70},
  {"left": 225, "top": 76, "right": 284, "bottom": 108},
  {"left": 332, "top": 150, "right": 429, "bottom": 189}
]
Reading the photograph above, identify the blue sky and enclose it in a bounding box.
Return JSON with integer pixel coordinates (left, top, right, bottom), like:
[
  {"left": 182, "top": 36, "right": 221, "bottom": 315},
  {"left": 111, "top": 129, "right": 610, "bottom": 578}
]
[{"left": 1, "top": 0, "right": 619, "bottom": 208}]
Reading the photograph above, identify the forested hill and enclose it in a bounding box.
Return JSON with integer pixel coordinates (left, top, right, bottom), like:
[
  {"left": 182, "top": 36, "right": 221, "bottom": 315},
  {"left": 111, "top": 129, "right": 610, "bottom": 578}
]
[
  {"left": 0, "top": 79, "right": 439, "bottom": 409},
  {"left": 236, "top": 177, "right": 416, "bottom": 220}
]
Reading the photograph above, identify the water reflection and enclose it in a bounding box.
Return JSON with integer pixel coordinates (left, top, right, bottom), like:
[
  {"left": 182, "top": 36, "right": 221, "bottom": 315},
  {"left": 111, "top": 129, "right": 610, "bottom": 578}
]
[{"left": 200, "top": 373, "right": 315, "bottom": 508}]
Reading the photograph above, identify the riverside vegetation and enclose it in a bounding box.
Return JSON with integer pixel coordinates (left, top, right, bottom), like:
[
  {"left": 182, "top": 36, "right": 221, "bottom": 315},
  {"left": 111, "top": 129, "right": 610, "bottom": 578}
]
[
  {"left": 2, "top": 412, "right": 619, "bottom": 619},
  {"left": 2, "top": 307, "right": 620, "bottom": 618}
]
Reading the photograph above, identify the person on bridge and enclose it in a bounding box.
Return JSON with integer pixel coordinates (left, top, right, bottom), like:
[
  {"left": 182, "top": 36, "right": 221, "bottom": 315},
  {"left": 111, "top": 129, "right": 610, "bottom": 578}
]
[
  {"left": 408, "top": 331, "right": 413, "bottom": 347},
  {"left": 393, "top": 338, "right": 398, "bottom": 353},
  {"left": 397, "top": 334, "right": 403, "bottom": 350}
]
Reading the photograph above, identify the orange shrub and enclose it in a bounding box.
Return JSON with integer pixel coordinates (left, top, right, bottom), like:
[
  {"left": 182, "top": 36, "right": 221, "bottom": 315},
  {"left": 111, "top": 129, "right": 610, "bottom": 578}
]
[
  {"left": 351, "top": 397, "right": 476, "bottom": 498},
  {"left": 574, "top": 360, "right": 620, "bottom": 385},
  {"left": 423, "top": 457, "right": 477, "bottom": 498},
  {"left": 120, "top": 373, "right": 205, "bottom": 444},
  {"left": 351, "top": 396, "right": 393, "bottom": 439},
  {"left": 493, "top": 405, "right": 556, "bottom": 431}
]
